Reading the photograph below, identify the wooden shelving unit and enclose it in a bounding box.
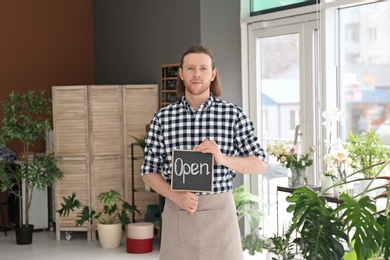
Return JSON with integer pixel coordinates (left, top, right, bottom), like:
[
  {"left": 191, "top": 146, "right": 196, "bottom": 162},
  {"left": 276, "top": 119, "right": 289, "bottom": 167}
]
[{"left": 161, "top": 63, "right": 180, "bottom": 107}]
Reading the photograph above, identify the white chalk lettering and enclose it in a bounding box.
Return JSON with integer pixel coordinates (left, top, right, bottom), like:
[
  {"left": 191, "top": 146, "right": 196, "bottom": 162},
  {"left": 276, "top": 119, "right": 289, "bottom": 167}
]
[{"left": 174, "top": 158, "right": 210, "bottom": 184}]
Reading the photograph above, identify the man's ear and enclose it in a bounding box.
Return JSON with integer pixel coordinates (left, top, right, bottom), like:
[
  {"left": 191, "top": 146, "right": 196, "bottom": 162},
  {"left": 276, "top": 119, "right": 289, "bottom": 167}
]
[
  {"left": 179, "top": 68, "right": 183, "bottom": 80},
  {"left": 212, "top": 69, "right": 217, "bottom": 81}
]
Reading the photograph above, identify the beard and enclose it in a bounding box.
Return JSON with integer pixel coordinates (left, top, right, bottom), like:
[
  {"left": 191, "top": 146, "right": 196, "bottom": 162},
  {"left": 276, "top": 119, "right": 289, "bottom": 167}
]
[{"left": 185, "top": 82, "right": 210, "bottom": 96}]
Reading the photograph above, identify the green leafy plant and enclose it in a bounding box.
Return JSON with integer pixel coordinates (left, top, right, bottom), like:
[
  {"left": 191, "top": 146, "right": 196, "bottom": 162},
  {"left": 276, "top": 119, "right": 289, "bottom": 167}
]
[
  {"left": 131, "top": 132, "right": 147, "bottom": 150},
  {"left": 286, "top": 187, "right": 348, "bottom": 260},
  {"left": 131, "top": 124, "right": 149, "bottom": 150},
  {"left": 0, "top": 90, "right": 64, "bottom": 228},
  {"left": 233, "top": 184, "right": 264, "bottom": 256},
  {"left": 347, "top": 128, "right": 390, "bottom": 178},
  {"left": 264, "top": 226, "right": 296, "bottom": 260},
  {"left": 286, "top": 158, "right": 390, "bottom": 260},
  {"left": 57, "top": 189, "right": 141, "bottom": 226}
]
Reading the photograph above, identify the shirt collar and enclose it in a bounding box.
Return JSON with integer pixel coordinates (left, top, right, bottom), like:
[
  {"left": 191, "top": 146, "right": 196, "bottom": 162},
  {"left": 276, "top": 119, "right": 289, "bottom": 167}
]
[{"left": 181, "top": 94, "right": 214, "bottom": 111}]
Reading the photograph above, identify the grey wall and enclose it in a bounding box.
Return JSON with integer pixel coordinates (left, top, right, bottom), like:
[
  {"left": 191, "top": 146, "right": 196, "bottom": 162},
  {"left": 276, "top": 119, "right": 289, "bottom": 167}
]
[
  {"left": 93, "top": 0, "right": 242, "bottom": 105},
  {"left": 93, "top": 0, "right": 201, "bottom": 85},
  {"left": 200, "top": 0, "right": 242, "bottom": 106}
]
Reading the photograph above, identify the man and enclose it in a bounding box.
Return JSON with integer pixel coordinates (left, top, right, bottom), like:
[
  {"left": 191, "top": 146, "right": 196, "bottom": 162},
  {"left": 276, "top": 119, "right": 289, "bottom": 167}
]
[{"left": 141, "top": 43, "right": 267, "bottom": 260}]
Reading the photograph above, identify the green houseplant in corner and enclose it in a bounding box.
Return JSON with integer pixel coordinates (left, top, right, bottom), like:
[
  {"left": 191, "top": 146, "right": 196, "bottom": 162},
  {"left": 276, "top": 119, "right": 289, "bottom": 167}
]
[
  {"left": 233, "top": 184, "right": 264, "bottom": 256},
  {"left": 346, "top": 128, "right": 390, "bottom": 197},
  {"left": 57, "top": 189, "right": 141, "bottom": 248},
  {"left": 347, "top": 128, "right": 390, "bottom": 178},
  {"left": 286, "top": 158, "right": 390, "bottom": 260},
  {"left": 0, "top": 90, "right": 64, "bottom": 245}
]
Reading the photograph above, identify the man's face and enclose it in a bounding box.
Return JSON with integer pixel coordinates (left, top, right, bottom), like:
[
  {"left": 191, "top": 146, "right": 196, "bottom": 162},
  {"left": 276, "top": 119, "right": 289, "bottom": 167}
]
[{"left": 179, "top": 53, "right": 216, "bottom": 97}]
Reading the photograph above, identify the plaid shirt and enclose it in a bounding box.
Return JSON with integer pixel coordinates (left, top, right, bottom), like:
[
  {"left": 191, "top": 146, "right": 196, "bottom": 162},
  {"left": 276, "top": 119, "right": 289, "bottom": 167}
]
[{"left": 141, "top": 95, "right": 266, "bottom": 194}]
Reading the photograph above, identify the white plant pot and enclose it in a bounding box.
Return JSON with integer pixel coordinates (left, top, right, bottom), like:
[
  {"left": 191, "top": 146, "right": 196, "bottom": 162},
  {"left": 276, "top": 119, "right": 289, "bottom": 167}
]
[
  {"left": 333, "top": 182, "right": 347, "bottom": 197},
  {"left": 320, "top": 175, "right": 334, "bottom": 196},
  {"left": 97, "top": 223, "right": 123, "bottom": 248},
  {"left": 360, "top": 179, "right": 379, "bottom": 198}
]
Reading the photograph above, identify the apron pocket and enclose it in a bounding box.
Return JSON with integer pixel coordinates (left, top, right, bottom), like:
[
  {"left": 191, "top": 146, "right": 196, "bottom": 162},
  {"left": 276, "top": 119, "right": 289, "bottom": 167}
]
[{"left": 178, "top": 209, "right": 227, "bottom": 248}]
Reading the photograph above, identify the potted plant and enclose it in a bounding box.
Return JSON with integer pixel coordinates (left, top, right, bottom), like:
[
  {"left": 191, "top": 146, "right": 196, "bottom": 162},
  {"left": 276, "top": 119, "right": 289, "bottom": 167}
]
[
  {"left": 266, "top": 141, "right": 316, "bottom": 188},
  {"left": 57, "top": 189, "right": 141, "bottom": 248},
  {"left": 347, "top": 128, "right": 390, "bottom": 178},
  {"left": 285, "top": 158, "right": 390, "bottom": 260},
  {"left": 0, "top": 90, "right": 64, "bottom": 245},
  {"left": 263, "top": 230, "right": 296, "bottom": 260},
  {"left": 132, "top": 132, "right": 147, "bottom": 150},
  {"left": 346, "top": 128, "right": 390, "bottom": 197},
  {"left": 233, "top": 184, "right": 264, "bottom": 256}
]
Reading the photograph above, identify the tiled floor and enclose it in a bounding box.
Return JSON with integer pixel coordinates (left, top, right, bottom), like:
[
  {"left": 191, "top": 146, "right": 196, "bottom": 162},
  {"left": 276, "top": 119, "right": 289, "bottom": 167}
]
[{"left": 0, "top": 229, "right": 264, "bottom": 259}]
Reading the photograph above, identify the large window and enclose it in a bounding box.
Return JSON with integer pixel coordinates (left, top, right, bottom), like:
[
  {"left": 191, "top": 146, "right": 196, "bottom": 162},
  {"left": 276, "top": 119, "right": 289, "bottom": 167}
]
[
  {"left": 243, "top": 0, "right": 390, "bottom": 237},
  {"left": 247, "top": 17, "right": 318, "bottom": 236},
  {"left": 338, "top": 1, "right": 390, "bottom": 145}
]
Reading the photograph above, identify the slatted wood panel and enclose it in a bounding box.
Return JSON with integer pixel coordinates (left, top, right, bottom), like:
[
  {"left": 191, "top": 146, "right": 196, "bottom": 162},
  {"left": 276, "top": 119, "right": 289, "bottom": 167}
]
[
  {"left": 88, "top": 85, "right": 124, "bottom": 239},
  {"left": 52, "top": 84, "right": 159, "bottom": 241},
  {"left": 123, "top": 85, "right": 160, "bottom": 221},
  {"left": 52, "top": 86, "right": 91, "bottom": 241}
]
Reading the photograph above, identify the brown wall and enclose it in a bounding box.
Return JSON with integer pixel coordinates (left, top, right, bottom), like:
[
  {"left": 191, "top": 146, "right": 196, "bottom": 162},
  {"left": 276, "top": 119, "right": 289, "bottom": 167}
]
[{"left": 0, "top": 0, "right": 95, "bottom": 153}]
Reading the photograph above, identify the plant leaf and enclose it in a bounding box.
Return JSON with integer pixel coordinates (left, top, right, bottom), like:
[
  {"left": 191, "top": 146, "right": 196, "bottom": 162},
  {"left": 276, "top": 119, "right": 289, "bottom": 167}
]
[
  {"left": 286, "top": 187, "right": 348, "bottom": 260},
  {"left": 336, "top": 194, "right": 384, "bottom": 260}
]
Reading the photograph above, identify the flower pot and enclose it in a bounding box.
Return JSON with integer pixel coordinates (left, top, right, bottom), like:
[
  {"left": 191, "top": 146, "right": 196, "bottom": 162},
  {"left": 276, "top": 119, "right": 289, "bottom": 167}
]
[
  {"left": 290, "top": 168, "right": 305, "bottom": 188},
  {"left": 333, "top": 183, "right": 347, "bottom": 197},
  {"left": 360, "top": 179, "right": 378, "bottom": 198},
  {"left": 321, "top": 175, "right": 334, "bottom": 195},
  {"left": 15, "top": 225, "right": 34, "bottom": 245},
  {"left": 97, "top": 223, "right": 123, "bottom": 248}
]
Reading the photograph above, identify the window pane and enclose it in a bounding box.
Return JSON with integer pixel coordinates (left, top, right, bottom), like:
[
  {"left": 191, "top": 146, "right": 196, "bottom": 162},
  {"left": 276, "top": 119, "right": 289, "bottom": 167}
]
[
  {"left": 262, "top": 34, "right": 300, "bottom": 145},
  {"left": 259, "top": 33, "right": 300, "bottom": 236},
  {"left": 339, "top": 1, "right": 390, "bottom": 145}
]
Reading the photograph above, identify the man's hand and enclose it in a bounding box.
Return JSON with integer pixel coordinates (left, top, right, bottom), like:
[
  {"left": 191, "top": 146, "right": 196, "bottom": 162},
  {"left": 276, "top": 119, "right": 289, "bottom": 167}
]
[
  {"left": 172, "top": 191, "right": 199, "bottom": 213},
  {"left": 194, "top": 139, "right": 226, "bottom": 165}
]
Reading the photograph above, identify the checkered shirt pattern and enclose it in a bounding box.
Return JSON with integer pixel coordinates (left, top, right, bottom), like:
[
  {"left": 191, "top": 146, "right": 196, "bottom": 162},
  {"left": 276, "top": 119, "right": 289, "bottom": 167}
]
[{"left": 141, "top": 95, "right": 266, "bottom": 194}]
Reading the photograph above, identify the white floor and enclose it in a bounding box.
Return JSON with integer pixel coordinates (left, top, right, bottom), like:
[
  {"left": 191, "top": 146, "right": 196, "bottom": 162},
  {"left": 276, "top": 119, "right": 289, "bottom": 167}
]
[
  {"left": 0, "top": 229, "right": 160, "bottom": 260},
  {"left": 0, "top": 229, "right": 265, "bottom": 260}
]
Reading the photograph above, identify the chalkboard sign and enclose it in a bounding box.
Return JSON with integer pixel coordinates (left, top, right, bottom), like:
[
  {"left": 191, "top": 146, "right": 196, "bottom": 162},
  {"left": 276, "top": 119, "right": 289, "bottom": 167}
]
[{"left": 171, "top": 150, "right": 214, "bottom": 192}]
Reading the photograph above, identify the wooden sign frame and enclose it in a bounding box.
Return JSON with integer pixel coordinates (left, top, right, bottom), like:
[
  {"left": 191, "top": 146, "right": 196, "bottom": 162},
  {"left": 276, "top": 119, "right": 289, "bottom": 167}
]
[{"left": 171, "top": 149, "right": 214, "bottom": 192}]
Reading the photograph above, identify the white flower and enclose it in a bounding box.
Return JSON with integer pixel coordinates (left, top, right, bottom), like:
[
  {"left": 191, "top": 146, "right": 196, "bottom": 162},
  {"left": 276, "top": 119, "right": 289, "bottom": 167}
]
[
  {"left": 322, "top": 108, "right": 345, "bottom": 123},
  {"left": 325, "top": 165, "right": 337, "bottom": 177}
]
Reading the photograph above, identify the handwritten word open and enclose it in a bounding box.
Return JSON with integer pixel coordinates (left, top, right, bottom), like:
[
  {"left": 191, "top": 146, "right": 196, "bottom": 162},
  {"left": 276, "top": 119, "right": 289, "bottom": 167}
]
[{"left": 174, "top": 158, "right": 211, "bottom": 184}]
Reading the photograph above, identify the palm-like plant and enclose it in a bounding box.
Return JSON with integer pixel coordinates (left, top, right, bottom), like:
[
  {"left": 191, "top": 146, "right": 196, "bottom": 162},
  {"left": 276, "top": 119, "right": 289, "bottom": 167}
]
[{"left": 57, "top": 189, "right": 141, "bottom": 226}]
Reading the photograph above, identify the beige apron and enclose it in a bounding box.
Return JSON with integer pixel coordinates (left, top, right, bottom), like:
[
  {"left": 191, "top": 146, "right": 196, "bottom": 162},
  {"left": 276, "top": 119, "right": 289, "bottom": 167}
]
[{"left": 159, "top": 191, "right": 244, "bottom": 260}]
